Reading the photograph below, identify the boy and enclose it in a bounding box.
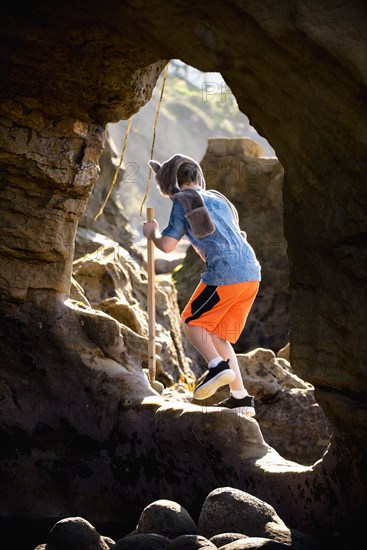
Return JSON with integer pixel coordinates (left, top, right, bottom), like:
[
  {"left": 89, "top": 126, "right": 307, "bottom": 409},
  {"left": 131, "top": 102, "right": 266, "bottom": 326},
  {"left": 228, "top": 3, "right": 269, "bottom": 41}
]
[{"left": 143, "top": 154, "right": 261, "bottom": 416}]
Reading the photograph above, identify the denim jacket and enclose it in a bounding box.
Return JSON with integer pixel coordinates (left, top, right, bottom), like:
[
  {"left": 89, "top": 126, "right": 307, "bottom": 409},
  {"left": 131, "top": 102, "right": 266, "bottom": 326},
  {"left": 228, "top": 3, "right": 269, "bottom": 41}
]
[{"left": 161, "top": 189, "right": 261, "bottom": 286}]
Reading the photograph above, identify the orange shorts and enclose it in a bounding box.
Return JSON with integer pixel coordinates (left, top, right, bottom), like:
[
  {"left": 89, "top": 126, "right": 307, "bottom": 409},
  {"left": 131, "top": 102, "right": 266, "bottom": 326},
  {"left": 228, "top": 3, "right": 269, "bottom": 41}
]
[{"left": 181, "top": 280, "right": 259, "bottom": 344}]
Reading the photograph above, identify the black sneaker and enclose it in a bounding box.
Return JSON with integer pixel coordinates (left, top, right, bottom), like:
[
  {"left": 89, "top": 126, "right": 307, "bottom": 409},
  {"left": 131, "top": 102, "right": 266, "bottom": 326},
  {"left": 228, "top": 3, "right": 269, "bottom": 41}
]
[
  {"left": 193, "top": 360, "right": 236, "bottom": 400},
  {"left": 214, "top": 395, "right": 256, "bottom": 417}
]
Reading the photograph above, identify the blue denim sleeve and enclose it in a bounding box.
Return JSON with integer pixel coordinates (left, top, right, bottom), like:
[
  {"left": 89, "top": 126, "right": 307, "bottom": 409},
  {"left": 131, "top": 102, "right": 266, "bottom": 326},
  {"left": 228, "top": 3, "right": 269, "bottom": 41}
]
[{"left": 161, "top": 198, "right": 188, "bottom": 241}]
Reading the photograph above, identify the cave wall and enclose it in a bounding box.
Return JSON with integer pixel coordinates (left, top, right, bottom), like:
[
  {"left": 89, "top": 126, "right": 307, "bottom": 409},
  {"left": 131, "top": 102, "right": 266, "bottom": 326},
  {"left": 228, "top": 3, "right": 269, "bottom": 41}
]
[{"left": 1, "top": 0, "right": 366, "bottom": 541}]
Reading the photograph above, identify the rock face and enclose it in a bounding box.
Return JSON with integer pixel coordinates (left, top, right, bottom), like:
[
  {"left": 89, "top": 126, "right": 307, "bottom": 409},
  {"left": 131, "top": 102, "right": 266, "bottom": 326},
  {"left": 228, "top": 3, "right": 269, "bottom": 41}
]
[
  {"left": 192, "top": 347, "right": 332, "bottom": 466},
  {"left": 72, "top": 244, "right": 194, "bottom": 386},
  {"left": 173, "top": 137, "right": 288, "bottom": 352},
  {"left": 0, "top": 2, "right": 366, "bottom": 548},
  {"left": 75, "top": 132, "right": 137, "bottom": 259}
]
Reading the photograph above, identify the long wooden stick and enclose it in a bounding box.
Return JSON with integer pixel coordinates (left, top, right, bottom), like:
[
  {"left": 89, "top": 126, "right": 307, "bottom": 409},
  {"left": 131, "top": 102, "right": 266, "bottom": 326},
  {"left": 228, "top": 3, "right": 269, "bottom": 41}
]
[{"left": 146, "top": 207, "right": 156, "bottom": 384}]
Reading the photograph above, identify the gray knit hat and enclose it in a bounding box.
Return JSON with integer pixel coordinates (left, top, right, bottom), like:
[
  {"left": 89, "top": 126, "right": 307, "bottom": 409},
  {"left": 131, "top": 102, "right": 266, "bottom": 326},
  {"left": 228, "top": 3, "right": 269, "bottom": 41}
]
[{"left": 149, "top": 154, "right": 205, "bottom": 196}]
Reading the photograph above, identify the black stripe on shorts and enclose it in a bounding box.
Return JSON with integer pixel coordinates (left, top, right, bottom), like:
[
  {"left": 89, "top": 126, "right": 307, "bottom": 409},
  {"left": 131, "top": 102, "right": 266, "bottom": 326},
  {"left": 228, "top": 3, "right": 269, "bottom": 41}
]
[{"left": 185, "top": 285, "right": 220, "bottom": 324}]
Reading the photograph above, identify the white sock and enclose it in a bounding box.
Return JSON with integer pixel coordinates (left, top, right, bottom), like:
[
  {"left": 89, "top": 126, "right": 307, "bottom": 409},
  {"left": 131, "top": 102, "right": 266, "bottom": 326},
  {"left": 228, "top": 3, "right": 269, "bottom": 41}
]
[
  {"left": 231, "top": 389, "right": 249, "bottom": 399},
  {"left": 208, "top": 356, "right": 224, "bottom": 369}
]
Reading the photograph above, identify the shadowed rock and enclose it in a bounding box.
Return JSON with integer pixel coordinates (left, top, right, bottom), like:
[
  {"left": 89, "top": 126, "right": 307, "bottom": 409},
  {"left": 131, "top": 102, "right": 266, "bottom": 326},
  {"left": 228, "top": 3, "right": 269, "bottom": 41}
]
[{"left": 135, "top": 499, "right": 198, "bottom": 538}]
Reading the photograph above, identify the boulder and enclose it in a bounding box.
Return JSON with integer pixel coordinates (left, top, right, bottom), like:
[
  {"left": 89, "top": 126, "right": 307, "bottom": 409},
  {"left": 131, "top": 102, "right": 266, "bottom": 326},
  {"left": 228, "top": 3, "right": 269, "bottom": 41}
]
[
  {"left": 48, "top": 517, "right": 110, "bottom": 550},
  {"left": 198, "top": 488, "right": 290, "bottom": 542},
  {"left": 135, "top": 499, "right": 198, "bottom": 538}
]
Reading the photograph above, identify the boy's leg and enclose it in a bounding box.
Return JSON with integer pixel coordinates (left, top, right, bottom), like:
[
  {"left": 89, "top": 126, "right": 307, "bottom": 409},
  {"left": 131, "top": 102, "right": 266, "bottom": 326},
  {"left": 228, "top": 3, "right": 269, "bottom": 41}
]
[
  {"left": 210, "top": 332, "right": 255, "bottom": 416},
  {"left": 210, "top": 332, "right": 246, "bottom": 392},
  {"left": 184, "top": 323, "right": 254, "bottom": 414},
  {"left": 182, "top": 321, "right": 235, "bottom": 399},
  {"left": 181, "top": 280, "right": 258, "bottom": 406},
  {"left": 181, "top": 321, "right": 221, "bottom": 363}
]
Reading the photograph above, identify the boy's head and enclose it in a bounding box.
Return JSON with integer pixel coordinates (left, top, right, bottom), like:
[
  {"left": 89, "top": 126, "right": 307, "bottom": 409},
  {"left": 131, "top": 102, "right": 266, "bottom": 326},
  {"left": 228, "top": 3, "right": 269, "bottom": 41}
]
[
  {"left": 177, "top": 163, "right": 202, "bottom": 188},
  {"left": 149, "top": 154, "right": 205, "bottom": 197}
]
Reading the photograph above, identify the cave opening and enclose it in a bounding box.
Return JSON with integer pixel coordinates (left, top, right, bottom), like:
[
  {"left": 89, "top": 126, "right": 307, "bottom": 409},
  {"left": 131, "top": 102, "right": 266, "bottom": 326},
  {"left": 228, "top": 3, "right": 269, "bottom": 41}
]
[
  {"left": 86, "top": 59, "right": 290, "bottom": 354},
  {"left": 107, "top": 60, "right": 276, "bottom": 231}
]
